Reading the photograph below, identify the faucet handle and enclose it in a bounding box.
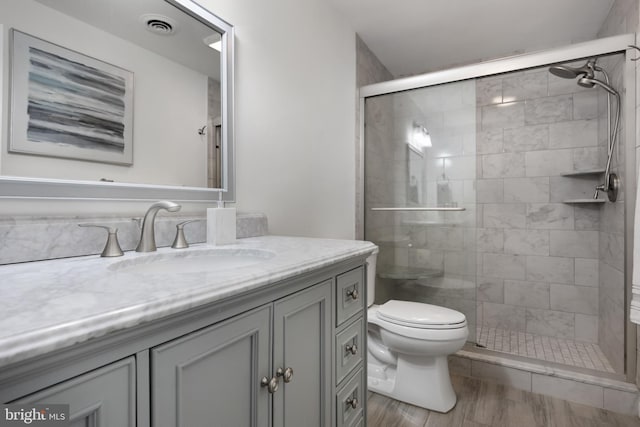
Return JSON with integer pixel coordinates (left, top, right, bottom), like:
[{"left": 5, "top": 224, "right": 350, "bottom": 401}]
[
  {"left": 78, "top": 224, "right": 124, "bottom": 257},
  {"left": 171, "top": 219, "right": 200, "bottom": 249}
]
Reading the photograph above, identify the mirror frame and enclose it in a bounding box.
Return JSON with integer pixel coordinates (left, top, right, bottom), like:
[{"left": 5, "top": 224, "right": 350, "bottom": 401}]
[{"left": 0, "top": 0, "right": 235, "bottom": 203}]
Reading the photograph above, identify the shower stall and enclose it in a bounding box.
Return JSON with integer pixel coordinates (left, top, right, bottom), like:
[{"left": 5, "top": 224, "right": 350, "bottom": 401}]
[{"left": 360, "top": 35, "right": 636, "bottom": 383}]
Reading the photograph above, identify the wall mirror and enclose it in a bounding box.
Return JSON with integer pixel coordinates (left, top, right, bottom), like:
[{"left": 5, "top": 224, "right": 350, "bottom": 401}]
[{"left": 0, "top": 0, "right": 234, "bottom": 202}]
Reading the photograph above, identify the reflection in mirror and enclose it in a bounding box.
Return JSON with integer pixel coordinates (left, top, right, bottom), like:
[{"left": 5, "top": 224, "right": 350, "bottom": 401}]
[{"left": 0, "top": 0, "right": 234, "bottom": 201}]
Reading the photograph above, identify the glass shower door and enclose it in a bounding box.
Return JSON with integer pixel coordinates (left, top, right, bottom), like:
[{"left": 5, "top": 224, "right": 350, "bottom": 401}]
[{"left": 364, "top": 80, "right": 477, "bottom": 341}]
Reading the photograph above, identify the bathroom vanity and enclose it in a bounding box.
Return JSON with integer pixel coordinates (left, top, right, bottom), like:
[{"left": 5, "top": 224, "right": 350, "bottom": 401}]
[{"left": 0, "top": 236, "right": 375, "bottom": 427}]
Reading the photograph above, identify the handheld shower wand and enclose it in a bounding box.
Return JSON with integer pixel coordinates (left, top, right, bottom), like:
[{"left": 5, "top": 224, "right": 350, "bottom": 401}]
[
  {"left": 579, "top": 75, "right": 621, "bottom": 201},
  {"left": 548, "top": 58, "right": 621, "bottom": 202}
]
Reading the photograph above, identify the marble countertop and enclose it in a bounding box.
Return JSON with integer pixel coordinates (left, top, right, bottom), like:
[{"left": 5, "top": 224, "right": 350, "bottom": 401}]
[{"left": 0, "top": 235, "right": 376, "bottom": 369}]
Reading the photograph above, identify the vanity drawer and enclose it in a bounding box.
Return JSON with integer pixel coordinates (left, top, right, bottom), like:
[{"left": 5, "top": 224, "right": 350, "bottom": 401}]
[
  {"left": 336, "top": 266, "right": 365, "bottom": 326},
  {"left": 336, "top": 318, "right": 364, "bottom": 384},
  {"left": 336, "top": 368, "right": 364, "bottom": 427}
]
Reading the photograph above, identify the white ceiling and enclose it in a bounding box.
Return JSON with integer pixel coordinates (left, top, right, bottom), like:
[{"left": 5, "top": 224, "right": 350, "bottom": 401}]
[
  {"left": 35, "top": 0, "right": 221, "bottom": 80},
  {"left": 328, "top": 0, "right": 616, "bottom": 77}
]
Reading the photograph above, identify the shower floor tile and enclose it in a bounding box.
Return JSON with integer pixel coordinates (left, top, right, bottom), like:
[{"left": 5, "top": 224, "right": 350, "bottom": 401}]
[{"left": 475, "top": 325, "right": 615, "bottom": 373}]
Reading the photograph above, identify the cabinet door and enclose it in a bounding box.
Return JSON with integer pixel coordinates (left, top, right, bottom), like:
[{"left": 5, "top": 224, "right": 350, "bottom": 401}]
[
  {"left": 273, "top": 280, "right": 332, "bottom": 427},
  {"left": 152, "top": 306, "right": 271, "bottom": 427},
  {"left": 13, "top": 357, "right": 136, "bottom": 427}
]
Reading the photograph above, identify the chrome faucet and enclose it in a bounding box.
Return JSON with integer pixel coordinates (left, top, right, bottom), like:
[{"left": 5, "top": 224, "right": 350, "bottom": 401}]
[{"left": 136, "top": 201, "right": 182, "bottom": 252}]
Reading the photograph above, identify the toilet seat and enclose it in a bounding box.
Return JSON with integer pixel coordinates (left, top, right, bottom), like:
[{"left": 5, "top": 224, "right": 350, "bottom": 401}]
[{"left": 376, "top": 300, "right": 466, "bottom": 330}]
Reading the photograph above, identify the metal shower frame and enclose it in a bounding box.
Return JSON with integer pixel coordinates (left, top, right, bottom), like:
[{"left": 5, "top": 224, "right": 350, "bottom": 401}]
[{"left": 358, "top": 33, "right": 637, "bottom": 383}]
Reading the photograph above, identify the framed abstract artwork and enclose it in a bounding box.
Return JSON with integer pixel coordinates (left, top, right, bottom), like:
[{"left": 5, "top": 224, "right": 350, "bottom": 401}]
[{"left": 9, "top": 29, "right": 134, "bottom": 165}]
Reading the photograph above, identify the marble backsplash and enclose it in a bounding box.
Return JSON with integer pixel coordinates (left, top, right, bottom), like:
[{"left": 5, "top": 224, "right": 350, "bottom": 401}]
[{"left": 0, "top": 212, "right": 268, "bottom": 265}]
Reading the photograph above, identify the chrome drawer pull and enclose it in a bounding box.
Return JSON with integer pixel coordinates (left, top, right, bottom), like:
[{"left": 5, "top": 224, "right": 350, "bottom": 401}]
[
  {"left": 346, "top": 397, "right": 358, "bottom": 409},
  {"left": 346, "top": 288, "right": 359, "bottom": 300},
  {"left": 260, "top": 376, "right": 279, "bottom": 393},
  {"left": 345, "top": 344, "right": 358, "bottom": 355},
  {"left": 276, "top": 367, "right": 294, "bottom": 383}
]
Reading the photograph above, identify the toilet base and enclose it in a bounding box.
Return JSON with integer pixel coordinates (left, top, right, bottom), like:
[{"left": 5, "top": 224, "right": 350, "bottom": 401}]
[{"left": 368, "top": 354, "right": 457, "bottom": 413}]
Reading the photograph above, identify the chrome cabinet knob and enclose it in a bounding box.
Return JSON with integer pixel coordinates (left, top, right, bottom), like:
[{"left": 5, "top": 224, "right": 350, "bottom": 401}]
[
  {"left": 345, "top": 344, "right": 358, "bottom": 355},
  {"left": 260, "top": 376, "right": 279, "bottom": 394},
  {"left": 276, "top": 367, "right": 293, "bottom": 383},
  {"left": 345, "top": 397, "right": 358, "bottom": 409},
  {"left": 346, "top": 288, "right": 359, "bottom": 300}
]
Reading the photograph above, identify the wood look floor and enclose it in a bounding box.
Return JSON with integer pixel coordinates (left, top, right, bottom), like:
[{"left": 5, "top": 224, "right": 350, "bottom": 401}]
[{"left": 367, "top": 375, "right": 640, "bottom": 427}]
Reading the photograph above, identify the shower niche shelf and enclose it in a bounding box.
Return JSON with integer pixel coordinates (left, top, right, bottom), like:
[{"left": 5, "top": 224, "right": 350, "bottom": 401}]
[
  {"left": 377, "top": 265, "right": 444, "bottom": 281},
  {"left": 562, "top": 199, "right": 606, "bottom": 204},
  {"left": 560, "top": 168, "right": 606, "bottom": 205},
  {"left": 561, "top": 169, "right": 605, "bottom": 177}
]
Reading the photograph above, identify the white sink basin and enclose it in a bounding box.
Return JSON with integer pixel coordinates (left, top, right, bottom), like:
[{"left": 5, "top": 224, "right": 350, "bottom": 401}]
[{"left": 109, "top": 248, "right": 276, "bottom": 275}]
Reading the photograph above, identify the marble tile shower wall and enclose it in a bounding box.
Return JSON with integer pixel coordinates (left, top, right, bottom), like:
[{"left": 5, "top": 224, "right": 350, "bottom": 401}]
[
  {"left": 596, "top": 54, "right": 626, "bottom": 374},
  {"left": 362, "top": 45, "right": 630, "bottom": 375},
  {"left": 356, "top": 35, "right": 394, "bottom": 240},
  {"left": 595, "top": 0, "right": 638, "bottom": 388},
  {"left": 363, "top": 90, "right": 401, "bottom": 294},
  {"left": 365, "top": 82, "right": 479, "bottom": 339},
  {"left": 475, "top": 69, "right": 608, "bottom": 348},
  {"left": 407, "top": 82, "right": 478, "bottom": 337},
  {"left": 364, "top": 94, "right": 410, "bottom": 267}
]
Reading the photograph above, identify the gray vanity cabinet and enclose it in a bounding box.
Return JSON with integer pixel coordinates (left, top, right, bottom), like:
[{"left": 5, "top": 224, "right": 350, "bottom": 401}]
[
  {"left": 1, "top": 255, "right": 373, "bottom": 427},
  {"left": 151, "top": 279, "right": 332, "bottom": 427}
]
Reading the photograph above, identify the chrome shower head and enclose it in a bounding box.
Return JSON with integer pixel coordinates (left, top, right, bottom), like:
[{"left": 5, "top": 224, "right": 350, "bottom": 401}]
[
  {"left": 577, "top": 77, "right": 595, "bottom": 88},
  {"left": 549, "top": 64, "right": 584, "bottom": 79},
  {"left": 548, "top": 59, "right": 597, "bottom": 79}
]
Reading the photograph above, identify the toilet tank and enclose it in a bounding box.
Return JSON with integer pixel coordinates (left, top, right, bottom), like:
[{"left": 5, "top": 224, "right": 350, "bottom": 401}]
[{"left": 366, "top": 248, "right": 379, "bottom": 307}]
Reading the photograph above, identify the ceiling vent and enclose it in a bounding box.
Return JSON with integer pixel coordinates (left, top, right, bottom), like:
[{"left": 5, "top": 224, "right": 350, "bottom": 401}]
[{"left": 140, "top": 14, "right": 177, "bottom": 36}]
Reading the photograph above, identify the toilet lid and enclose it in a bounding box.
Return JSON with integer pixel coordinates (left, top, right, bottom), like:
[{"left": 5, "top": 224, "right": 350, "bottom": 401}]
[{"left": 377, "top": 300, "right": 466, "bottom": 329}]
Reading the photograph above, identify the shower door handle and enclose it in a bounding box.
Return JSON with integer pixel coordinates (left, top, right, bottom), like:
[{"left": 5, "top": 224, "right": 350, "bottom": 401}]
[{"left": 370, "top": 207, "right": 466, "bottom": 211}]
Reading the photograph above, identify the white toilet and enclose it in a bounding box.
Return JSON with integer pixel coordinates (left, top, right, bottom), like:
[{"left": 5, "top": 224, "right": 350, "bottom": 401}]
[{"left": 366, "top": 251, "right": 468, "bottom": 413}]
